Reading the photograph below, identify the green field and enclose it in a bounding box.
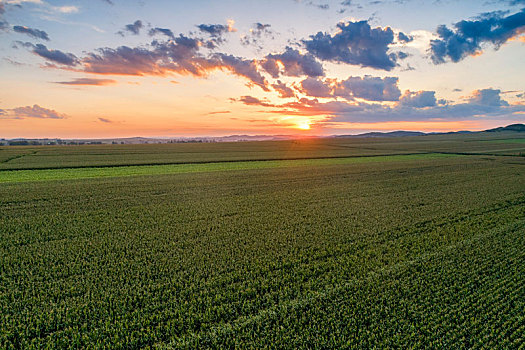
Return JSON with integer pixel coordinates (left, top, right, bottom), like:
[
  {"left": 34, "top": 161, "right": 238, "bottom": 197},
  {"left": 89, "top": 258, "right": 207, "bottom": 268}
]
[
  {"left": 1, "top": 133, "right": 524, "bottom": 348},
  {"left": 1, "top": 131, "right": 524, "bottom": 170},
  {"left": 0, "top": 153, "right": 457, "bottom": 184},
  {"left": 478, "top": 138, "right": 525, "bottom": 144}
]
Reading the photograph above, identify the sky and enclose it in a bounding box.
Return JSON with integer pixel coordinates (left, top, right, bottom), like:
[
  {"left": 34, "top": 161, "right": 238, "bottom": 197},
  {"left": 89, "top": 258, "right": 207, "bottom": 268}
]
[{"left": 0, "top": 0, "right": 524, "bottom": 138}]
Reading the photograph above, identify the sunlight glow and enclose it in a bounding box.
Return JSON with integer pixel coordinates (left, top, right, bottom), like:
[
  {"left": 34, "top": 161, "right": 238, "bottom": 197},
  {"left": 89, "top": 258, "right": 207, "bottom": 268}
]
[{"left": 297, "top": 121, "right": 311, "bottom": 130}]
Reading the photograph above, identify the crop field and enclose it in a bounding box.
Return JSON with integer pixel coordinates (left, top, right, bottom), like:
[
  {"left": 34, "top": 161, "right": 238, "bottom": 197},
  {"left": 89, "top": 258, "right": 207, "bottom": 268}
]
[
  {"left": 1, "top": 133, "right": 524, "bottom": 348},
  {"left": 1, "top": 131, "right": 524, "bottom": 170},
  {"left": 0, "top": 153, "right": 457, "bottom": 184}
]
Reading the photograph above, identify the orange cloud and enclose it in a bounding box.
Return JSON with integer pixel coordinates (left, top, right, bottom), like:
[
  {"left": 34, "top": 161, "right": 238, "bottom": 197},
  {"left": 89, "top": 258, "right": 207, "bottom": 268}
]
[{"left": 55, "top": 78, "right": 117, "bottom": 86}]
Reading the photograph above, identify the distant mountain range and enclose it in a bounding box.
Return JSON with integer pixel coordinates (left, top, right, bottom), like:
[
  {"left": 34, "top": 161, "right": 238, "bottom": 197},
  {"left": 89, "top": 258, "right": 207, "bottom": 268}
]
[
  {"left": 1, "top": 124, "right": 524, "bottom": 145},
  {"left": 334, "top": 123, "right": 525, "bottom": 138},
  {"left": 335, "top": 131, "right": 428, "bottom": 138}
]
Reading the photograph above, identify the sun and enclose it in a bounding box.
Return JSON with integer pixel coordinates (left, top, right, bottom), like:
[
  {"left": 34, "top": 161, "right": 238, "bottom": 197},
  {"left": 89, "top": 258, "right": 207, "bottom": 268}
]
[{"left": 297, "top": 121, "right": 311, "bottom": 130}]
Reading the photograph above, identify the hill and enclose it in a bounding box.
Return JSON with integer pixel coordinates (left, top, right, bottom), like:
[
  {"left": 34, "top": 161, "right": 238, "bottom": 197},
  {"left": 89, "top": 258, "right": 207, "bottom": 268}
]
[{"left": 486, "top": 123, "right": 525, "bottom": 132}]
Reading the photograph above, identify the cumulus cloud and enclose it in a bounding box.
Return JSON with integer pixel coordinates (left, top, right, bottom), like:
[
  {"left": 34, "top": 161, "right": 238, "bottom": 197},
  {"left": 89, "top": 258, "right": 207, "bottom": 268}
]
[
  {"left": 82, "top": 45, "right": 165, "bottom": 75},
  {"left": 430, "top": 8, "right": 525, "bottom": 64},
  {"left": 1, "top": 104, "right": 69, "bottom": 119},
  {"left": 234, "top": 87, "right": 524, "bottom": 123},
  {"left": 262, "top": 47, "right": 324, "bottom": 78},
  {"left": 299, "top": 77, "right": 332, "bottom": 97},
  {"left": 303, "top": 20, "right": 398, "bottom": 70},
  {"left": 81, "top": 35, "right": 216, "bottom": 77},
  {"left": 65, "top": 36, "right": 270, "bottom": 90},
  {"left": 335, "top": 75, "right": 401, "bottom": 101},
  {"left": 55, "top": 78, "right": 117, "bottom": 85},
  {"left": 399, "top": 90, "right": 437, "bottom": 108},
  {"left": 468, "top": 88, "right": 509, "bottom": 106},
  {"left": 279, "top": 75, "right": 401, "bottom": 102},
  {"left": 13, "top": 25, "right": 49, "bottom": 40},
  {"left": 118, "top": 20, "right": 143, "bottom": 36}
]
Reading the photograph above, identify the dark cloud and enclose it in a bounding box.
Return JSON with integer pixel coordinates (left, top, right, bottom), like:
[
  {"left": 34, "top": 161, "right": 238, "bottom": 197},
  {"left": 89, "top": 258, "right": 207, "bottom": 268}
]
[
  {"left": 430, "top": 8, "right": 525, "bottom": 64},
  {"left": 276, "top": 75, "right": 401, "bottom": 102},
  {"left": 396, "top": 51, "right": 409, "bottom": 59},
  {"left": 240, "top": 96, "right": 364, "bottom": 117},
  {"left": 327, "top": 103, "right": 523, "bottom": 123},
  {"left": 303, "top": 20, "right": 398, "bottom": 70},
  {"left": 13, "top": 25, "right": 50, "bottom": 41},
  {"left": 55, "top": 78, "right": 117, "bottom": 86},
  {"left": 233, "top": 86, "right": 524, "bottom": 123},
  {"left": 238, "top": 97, "right": 522, "bottom": 125},
  {"left": 399, "top": 90, "right": 437, "bottom": 108},
  {"left": 24, "top": 43, "right": 79, "bottom": 66},
  {"left": 397, "top": 32, "right": 413, "bottom": 43},
  {"left": 196, "top": 22, "right": 236, "bottom": 48},
  {"left": 149, "top": 27, "right": 175, "bottom": 40},
  {"left": 119, "top": 20, "right": 143, "bottom": 36},
  {"left": 335, "top": 75, "right": 401, "bottom": 101},
  {"left": 262, "top": 47, "right": 324, "bottom": 78},
  {"left": 236, "top": 95, "right": 274, "bottom": 107},
  {"left": 299, "top": 77, "right": 332, "bottom": 97},
  {"left": 6, "top": 104, "right": 68, "bottom": 119},
  {"left": 213, "top": 53, "right": 269, "bottom": 90},
  {"left": 83, "top": 45, "right": 164, "bottom": 75},
  {"left": 468, "top": 88, "right": 509, "bottom": 106},
  {"left": 254, "top": 23, "right": 272, "bottom": 32},
  {"left": 272, "top": 80, "right": 295, "bottom": 98},
  {"left": 76, "top": 36, "right": 270, "bottom": 90},
  {"left": 98, "top": 117, "right": 114, "bottom": 123},
  {"left": 83, "top": 36, "right": 206, "bottom": 76},
  {"left": 197, "top": 23, "right": 235, "bottom": 37}
]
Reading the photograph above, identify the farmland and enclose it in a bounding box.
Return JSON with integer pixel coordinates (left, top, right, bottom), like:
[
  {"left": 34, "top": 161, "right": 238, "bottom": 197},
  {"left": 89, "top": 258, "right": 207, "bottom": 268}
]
[{"left": 1, "top": 132, "right": 524, "bottom": 348}]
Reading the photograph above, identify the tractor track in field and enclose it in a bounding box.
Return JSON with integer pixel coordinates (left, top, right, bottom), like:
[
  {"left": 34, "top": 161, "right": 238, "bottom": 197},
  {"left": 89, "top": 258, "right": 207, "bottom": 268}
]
[
  {"left": 0, "top": 152, "right": 431, "bottom": 171},
  {"left": 0, "top": 151, "right": 38, "bottom": 165}
]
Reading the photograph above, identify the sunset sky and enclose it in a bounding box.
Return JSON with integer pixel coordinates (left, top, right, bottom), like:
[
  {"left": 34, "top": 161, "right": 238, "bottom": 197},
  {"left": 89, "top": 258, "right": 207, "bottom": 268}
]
[{"left": 0, "top": 0, "right": 524, "bottom": 138}]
